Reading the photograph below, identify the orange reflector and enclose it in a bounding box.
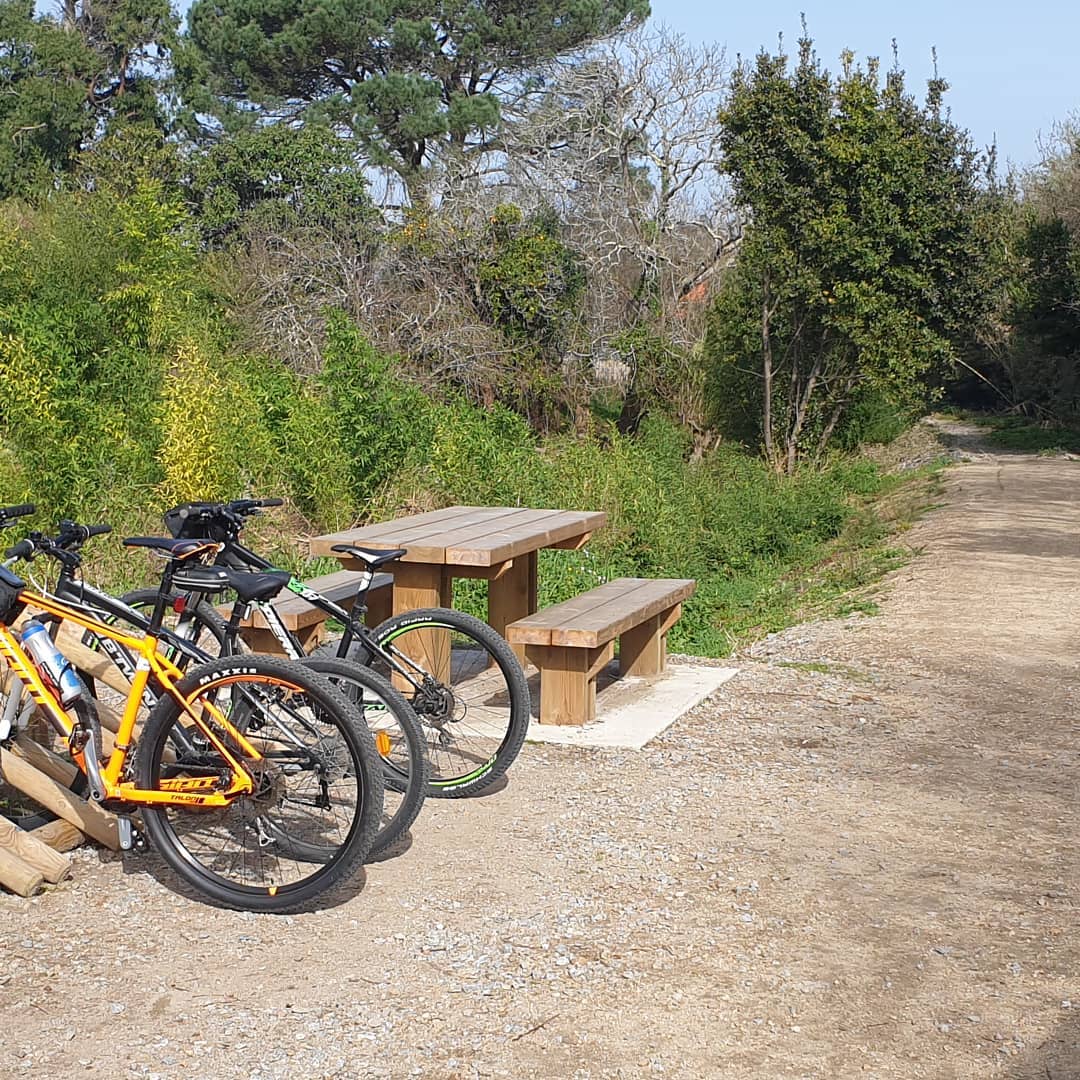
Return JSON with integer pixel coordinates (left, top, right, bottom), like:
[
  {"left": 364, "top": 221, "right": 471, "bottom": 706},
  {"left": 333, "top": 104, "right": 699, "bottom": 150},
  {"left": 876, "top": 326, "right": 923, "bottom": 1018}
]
[
  {"left": 172, "top": 596, "right": 187, "bottom": 614},
  {"left": 375, "top": 731, "right": 392, "bottom": 757}
]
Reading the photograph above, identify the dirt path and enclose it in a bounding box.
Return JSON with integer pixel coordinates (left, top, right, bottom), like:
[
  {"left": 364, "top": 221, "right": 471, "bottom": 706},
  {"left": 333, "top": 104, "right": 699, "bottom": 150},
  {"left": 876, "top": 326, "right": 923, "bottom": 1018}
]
[{"left": 2, "top": 423, "right": 1079, "bottom": 1079}]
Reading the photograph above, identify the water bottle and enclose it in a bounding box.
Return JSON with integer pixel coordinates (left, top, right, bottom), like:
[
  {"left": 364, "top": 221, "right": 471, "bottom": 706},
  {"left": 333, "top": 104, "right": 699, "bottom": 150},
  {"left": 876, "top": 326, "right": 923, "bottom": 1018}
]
[{"left": 20, "top": 621, "right": 83, "bottom": 707}]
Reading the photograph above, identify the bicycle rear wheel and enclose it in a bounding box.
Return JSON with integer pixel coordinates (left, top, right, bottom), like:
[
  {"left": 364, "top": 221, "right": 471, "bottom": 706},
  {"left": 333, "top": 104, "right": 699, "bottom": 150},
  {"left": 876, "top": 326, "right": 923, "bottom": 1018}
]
[
  {"left": 136, "top": 655, "right": 383, "bottom": 913},
  {"left": 300, "top": 656, "right": 429, "bottom": 859},
  {"left": 363, "top": 609, "right": 530, "bottom": 798}
]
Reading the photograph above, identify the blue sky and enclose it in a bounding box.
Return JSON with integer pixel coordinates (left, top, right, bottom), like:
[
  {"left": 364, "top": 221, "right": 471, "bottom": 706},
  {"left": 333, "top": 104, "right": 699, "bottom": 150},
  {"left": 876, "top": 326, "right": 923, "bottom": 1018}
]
[{"left": 651, "top": 1, "right": 1079, "bottom": 170}]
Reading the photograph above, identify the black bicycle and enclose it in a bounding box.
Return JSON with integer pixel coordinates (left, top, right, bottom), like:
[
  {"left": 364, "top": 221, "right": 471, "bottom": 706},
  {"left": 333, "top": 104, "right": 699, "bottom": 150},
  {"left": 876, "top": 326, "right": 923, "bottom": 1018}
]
[
  {"left": 122, "top": 498, "right": 531, "bottom": 798},
  {"left": 2, "top": 519, "right": 428, "bottom": 859}
]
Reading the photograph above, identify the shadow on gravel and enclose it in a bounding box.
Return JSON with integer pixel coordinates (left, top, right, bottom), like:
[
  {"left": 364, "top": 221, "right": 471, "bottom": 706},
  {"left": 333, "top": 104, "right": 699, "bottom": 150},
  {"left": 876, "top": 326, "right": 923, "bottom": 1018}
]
[
  {"left": 118, "top": 838, "right": 371, "bottom": 913},
  {"left": 1004, "top": 1010, "right": 1080, "bottom": 1079},
  {"left": 931, "top": 427, "right": 1027, "bottom": 456}
]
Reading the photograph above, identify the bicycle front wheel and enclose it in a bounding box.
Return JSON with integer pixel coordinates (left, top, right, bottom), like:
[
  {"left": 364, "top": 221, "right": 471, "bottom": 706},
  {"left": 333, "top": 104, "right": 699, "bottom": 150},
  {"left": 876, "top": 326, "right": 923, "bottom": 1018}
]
[
  {"left": 136, "top": 655, "right": 383, "bottom": 913},
  {"left": 365, "top": 609, "right": 530, "bottom": 798}
]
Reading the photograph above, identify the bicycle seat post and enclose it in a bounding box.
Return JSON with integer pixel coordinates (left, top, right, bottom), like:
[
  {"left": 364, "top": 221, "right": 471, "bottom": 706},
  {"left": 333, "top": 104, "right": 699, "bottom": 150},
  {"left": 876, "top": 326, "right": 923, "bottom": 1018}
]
[{"left": 149, "top": 558, "right": 180, "bottom": 636}]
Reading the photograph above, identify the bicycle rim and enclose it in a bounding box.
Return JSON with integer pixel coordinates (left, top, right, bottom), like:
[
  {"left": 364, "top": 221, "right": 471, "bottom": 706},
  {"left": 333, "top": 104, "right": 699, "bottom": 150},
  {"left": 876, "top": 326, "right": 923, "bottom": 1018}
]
[{"left": 368, "top": 610, "right": 529, "bottom": 797}]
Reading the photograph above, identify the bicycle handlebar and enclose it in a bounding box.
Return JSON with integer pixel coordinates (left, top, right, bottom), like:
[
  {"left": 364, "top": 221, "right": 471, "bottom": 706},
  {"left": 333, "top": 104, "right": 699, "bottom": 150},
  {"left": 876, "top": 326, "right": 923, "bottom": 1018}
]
[
  {"left": 0, "top": 503, "right": 36, "bottom": 528},
  {"left": 56, "top": 520, "right": 112, "bottom": 544},
  {"left": 232, "top": 497, "right": 284, "bottom": 512},
  {"left": 3, "top": 520, "right": 111, "bottom": 565},
  {"left": 4, "top": 538, "right": 35, "bottom": 561},
  {"left": 166, "top": 498, "right": 283, "bottom": 540}
]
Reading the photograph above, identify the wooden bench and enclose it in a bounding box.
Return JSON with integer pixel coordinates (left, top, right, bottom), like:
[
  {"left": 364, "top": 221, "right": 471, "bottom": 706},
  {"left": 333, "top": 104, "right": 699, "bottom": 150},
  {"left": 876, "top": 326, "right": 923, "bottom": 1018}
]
[
  {"left": 506, "top": 577, "right": 696, "bottom": 726},
  {"left": 229, "top": 569, "right": 393, "bottom": 654}
]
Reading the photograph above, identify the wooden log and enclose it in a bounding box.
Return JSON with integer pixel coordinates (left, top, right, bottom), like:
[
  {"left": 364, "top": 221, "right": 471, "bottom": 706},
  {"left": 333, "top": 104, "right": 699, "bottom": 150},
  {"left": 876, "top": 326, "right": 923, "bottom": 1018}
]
[
  {"left": 0, "top": 843, "right": 44, "bottom": 897},
  {"left": 29, "top": 819, "right": 85, "bottom": 853},
  {"left": 11, "top": 734, "right": 78, "bottom": 785},
  {"left": 0, "top": 816, "right": 71, "bottom": 882},
  {"left": 52, "top": 624, "right": 134, "bottom": 697},
  {"left": 0, "top": 747, "right": 119, "bottom": 850}
]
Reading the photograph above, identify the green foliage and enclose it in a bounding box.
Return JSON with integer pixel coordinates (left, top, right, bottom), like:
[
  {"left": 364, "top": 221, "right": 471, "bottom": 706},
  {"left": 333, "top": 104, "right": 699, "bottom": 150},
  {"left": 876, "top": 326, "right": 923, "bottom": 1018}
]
[
  {"left": 0, "top": 179, "right": 202, "bottom": 519},
  {"left": 477, "top": 207, "right": 584, "bottom": 346},
  {"left": 185, "top": 0, "right": 649, "bottom": 201},
  {"left": 707, "top": 35, "right": 996, "bottom": 472},
  {"left": 834, "top": 389, "right": 915, "bottom": 450},
  {"left": 190, "top": 124, "right": 377, "bottom": 244},
  {"left": 1003, "top": 210, "right": 1080, "bottom": 419},
  {"left": 970, "top": 414, "right": 1080, "bottom": 454},
  {"left": 319, "top": 312, "right": 433, "bottom": 508},
  {"left": 372, "top": 409, "right": 901, "bottom": 654},
  {"left": 0, "top": 0, "right": 97, "bottom": 197},
  {"left": 0, "top": 0, "right": 177, "bottom": 198}
]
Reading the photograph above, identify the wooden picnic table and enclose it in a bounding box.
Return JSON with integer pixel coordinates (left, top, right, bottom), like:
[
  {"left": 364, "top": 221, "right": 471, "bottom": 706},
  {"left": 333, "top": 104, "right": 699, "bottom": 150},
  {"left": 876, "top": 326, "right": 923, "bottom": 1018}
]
[{"left": 309, "top": 506, "right": 607, "bottom": 664}]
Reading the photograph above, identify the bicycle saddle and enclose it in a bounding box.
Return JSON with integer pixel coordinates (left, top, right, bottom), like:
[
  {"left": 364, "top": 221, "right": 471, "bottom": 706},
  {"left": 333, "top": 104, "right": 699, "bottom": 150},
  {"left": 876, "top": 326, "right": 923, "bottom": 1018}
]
[
  {"left": 124, "top": 537, "right": 220, "bottom": 561},
  {"left": 330, "top": 545, "right": 406, "bottom": 569},
  {"left": 172, "top": 565, "right": 292, "bottom": 603}
]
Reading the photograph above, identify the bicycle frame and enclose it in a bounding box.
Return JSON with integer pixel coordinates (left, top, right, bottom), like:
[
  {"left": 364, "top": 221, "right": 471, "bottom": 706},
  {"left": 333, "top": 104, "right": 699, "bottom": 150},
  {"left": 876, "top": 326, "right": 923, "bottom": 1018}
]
[
  {"left": 218, "top": 539, "right": 370, "bottom": 657},
  {"left": 52, "top": 575, "right": 216, "bottom": 707},
  {"left": 0, "top": 586, "right": 262, "bottom": 808},
  {"left": 214, "top": 541, "right": 438, "bottom": 691}
]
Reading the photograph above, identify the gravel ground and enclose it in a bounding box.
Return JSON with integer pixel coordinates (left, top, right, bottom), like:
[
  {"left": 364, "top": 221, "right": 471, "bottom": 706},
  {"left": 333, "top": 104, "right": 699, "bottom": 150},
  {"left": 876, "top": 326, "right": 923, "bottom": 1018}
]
[{"left": 2, "top": 421, "right": 1078, "bottom": 1079}]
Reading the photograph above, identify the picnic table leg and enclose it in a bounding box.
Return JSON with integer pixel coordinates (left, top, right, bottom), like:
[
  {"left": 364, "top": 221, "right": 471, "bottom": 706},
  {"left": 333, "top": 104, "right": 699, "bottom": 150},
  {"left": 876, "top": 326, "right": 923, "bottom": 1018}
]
[
  {"left": 487, "top": 551, "right": 537, "bottom": 666},
  {"left": 389, "top": 562, "right": 453, "bottom": 685}
]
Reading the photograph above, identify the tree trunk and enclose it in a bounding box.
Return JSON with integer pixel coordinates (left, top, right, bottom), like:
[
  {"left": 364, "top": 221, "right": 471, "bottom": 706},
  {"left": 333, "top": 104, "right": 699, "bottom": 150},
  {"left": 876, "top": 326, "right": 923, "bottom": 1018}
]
[
  {"left": 761, "top": 275, "right": 777, "bottom": 470},
  {"left": 815, "top": 400, "right": 846, "bottom": 460},
  {"left": 785, "top": 351, "right": 823, "bottom": 475}
]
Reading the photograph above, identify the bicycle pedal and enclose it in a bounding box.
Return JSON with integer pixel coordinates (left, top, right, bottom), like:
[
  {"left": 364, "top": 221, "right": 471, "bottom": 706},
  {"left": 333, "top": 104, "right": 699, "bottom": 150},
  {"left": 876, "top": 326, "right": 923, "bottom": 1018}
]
[{"left": 116, "top": 816, "right": 148, "bottom": 853}]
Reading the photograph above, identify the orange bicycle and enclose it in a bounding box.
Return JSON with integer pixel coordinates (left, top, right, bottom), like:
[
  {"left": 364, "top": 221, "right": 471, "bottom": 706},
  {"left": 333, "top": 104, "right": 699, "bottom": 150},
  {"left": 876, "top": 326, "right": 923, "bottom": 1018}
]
[{"left": 0, "top": 503, "right": 384, "bottom": 912}]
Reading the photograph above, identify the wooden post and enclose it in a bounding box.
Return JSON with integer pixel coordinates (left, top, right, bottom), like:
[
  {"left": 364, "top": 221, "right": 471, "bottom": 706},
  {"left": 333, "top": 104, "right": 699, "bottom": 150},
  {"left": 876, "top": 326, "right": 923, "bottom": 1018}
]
[
  {"left": 524, "top": 642, "right": 612, "bottom": 726},
  {"left": 0, "top": 747, "right": 119, "bottom": 850},
  {"left": 0, "top": 845, "right": 44, "bottom": 896},
  {"left": 11, "top": 734, "right": 79, "bottom": 785},
  {"left": 387, "top": 562, "right": 453, "bottom": 686},
  {"left": 364, "top": 584, "right": 393, "bottom": 629},
  {"left": 30, "top": 819, "right": 85, "bottom": 853},
  {"left": 488, "top": 555, "right": 536, "bottom": 667},
  {"left": 0, "top": 816, "right": 71, "bottom": 882},
  {"left": 52, "top": 625, "right": 135, "bottom": 697}
]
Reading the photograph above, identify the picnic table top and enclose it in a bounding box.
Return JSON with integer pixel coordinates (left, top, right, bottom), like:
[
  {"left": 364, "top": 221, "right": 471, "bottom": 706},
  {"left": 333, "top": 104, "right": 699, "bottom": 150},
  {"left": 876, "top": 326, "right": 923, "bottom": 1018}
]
[{"left": 309, "top": 505, "right": 607, "bottom": 568}]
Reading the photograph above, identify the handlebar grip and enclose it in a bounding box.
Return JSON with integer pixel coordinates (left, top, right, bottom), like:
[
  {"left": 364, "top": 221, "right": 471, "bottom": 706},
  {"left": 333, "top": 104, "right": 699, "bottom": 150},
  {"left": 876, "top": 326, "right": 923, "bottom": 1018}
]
[
  {"left": 256, "top": 498, "right": 284, "bottom": 508},
  {"left": 0, "top": 503, "right": 35, "bottom": 519},
  {"left": 85, "top": 524, "right": 112, "bottom": 538},
  {"left": 4, "top": 539, "right": 35, "bottom": 561}
]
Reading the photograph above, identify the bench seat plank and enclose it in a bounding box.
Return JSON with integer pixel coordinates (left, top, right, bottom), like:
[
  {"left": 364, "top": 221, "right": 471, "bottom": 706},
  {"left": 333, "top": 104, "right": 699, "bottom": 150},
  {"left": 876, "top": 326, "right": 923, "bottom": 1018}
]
[{"left": 506, "top": 578, "right": 695, "bottom": 648}]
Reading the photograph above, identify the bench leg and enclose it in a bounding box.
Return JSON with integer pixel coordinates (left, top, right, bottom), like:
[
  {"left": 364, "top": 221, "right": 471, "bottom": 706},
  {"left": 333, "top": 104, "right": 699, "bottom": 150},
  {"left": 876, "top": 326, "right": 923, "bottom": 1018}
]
[
  {"left": 618, "top": 603, "right": 681, "bottom": 677},
  {"left": 363, "top": 586, "right": 392, "bottom": 629},
  {"left": 388, "top": 562, "right": 453, "bottom": 686},
  {"left": 488, "top": 552, "right": 537, "bottom": 667},
  {"left": 525, "top": 642, "right": 612, "bottom": 726}
]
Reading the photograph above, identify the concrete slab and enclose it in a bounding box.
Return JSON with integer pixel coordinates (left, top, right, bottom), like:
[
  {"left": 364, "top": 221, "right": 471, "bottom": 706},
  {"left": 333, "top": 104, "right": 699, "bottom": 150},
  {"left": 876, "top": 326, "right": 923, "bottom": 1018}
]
[{"left": 523, "top": 661, "right": 739, "bottom": 750}]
